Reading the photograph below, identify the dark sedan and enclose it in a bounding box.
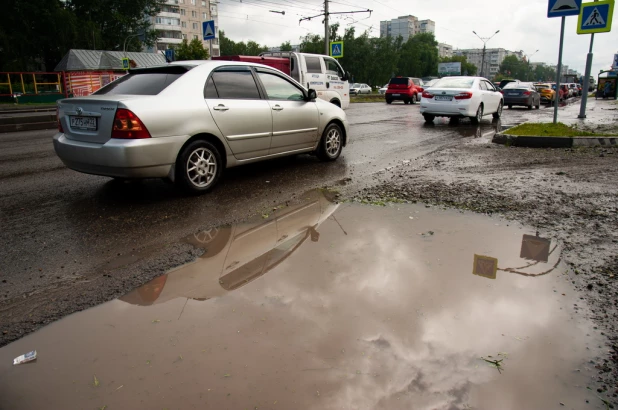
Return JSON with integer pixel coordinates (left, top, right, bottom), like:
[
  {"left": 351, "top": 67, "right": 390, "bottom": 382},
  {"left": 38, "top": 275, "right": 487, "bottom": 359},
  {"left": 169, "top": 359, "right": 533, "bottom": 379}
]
[{"left": 502, "top": 82, "right": 541, "bottom": 110}]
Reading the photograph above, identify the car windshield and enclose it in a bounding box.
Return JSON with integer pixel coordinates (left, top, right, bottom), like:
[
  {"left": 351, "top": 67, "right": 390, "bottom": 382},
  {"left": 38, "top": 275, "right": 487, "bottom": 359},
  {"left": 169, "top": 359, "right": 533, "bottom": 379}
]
[
  {"left": 352, "top": 83, "right": 361, "bottom": 88},
  {"left": 433, "top": 77, "right": 475, "bottom": 89},
  {"left": 389, "top": 77, "right": 409, "bottom": 85},
  {"left": 94, "top": 66, "right": 191, "bottom": 95},
  {"left": 535, "top": 84, "right": 551, "bottom": 90}
]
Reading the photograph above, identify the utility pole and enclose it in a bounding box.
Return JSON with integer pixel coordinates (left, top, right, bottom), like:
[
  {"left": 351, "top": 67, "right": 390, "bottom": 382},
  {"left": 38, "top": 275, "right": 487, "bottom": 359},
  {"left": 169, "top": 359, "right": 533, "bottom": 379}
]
[
  {"left": 299, "top": 4, "right": 372, "bottom": 55},
  {"left": 473, "top": 30, "right": 500, "bottom": 78},
  {"left": 578, "top": 0, "right": 598, "bottom": 119},
  {"left": 324, "top": 0, "right": 329, "bottom": 56}
]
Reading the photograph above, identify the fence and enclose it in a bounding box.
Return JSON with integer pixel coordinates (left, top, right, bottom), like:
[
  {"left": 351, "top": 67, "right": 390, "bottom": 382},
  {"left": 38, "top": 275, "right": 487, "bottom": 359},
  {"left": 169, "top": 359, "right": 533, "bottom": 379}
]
[{"left": 0, "top": 72, "right": 63, "bottom": 97}]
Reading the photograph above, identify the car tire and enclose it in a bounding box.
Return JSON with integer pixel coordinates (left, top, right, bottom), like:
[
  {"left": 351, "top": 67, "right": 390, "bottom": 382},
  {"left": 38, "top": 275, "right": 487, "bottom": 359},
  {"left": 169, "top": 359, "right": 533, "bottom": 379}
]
[
  {"left": 404, "top": 99, "right": 409, "bottom": 105},
  {"left": 386, "top": 99, "right": 392, "bottom": 105},
  {"left": 411, "top": 95, "right": 417, "bottom": 104},
  {"left": 492, "top": 101, "right": 503, "bottom": 119},
  {"left": 330, "top": 99, "right": 341, "bottom": 108},
  {"left": 470, "top": 104, "right": 483, "bottom": 125},
  {"left": 316, "top": 123, "right": 343, "bottom": 162},
  {"left": 508, "top": 104, "right": 513, "bottom": 109},
  {"left": 423, "top": 114, "right": 435, "bottom": 123},
  {"left": 527, "top": 102, "right": 533, "bottom": 110},
  {"left": 176, "top": 140, "right": 223, "bottom": 194}
]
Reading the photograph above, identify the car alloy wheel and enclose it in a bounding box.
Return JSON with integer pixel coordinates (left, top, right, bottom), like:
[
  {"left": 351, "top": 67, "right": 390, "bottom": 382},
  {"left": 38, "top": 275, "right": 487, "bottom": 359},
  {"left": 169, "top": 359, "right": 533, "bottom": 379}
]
[
  {"left": 187, "top": 147, "right": 217, "bottom": 188},
  {"left": 411, "top": 95, "right": 417, "bottom": 104},
  {"left": 493, "top": 102, "right": 503, "bottom": 119},
  {"left": 471, "top": 105, "right": 483, "bottom": 125},
  {"left": 317, "top": 123, "right": 343, "bottom": 161}
]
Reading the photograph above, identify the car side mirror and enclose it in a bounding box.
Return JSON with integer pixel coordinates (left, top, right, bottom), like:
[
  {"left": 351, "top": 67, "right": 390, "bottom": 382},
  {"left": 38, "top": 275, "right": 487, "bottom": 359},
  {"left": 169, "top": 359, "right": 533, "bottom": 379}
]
[
  {"left": 307, "top": 89, "right": 317, "bottom": 101},
  {"left": 342, "top": 71, "right": 350, "bottom": 81}
]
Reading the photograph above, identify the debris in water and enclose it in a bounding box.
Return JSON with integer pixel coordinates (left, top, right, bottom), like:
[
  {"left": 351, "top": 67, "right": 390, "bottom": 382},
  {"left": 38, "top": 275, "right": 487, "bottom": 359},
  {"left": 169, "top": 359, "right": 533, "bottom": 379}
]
[
  {"left": 481, "top": 356, "right": 505, "bottom": 374},
  {"left": 13, "top": 350, "right": 37, "bottom": 365},
  {"left": 421, "top": 231, "right": 434, "bottom": 237},
  {"left": 93, "top": 375, "right": 100, "bottom": 387},
  {"left": 152, "top": 319, "right": 160, "bottom": 324}
]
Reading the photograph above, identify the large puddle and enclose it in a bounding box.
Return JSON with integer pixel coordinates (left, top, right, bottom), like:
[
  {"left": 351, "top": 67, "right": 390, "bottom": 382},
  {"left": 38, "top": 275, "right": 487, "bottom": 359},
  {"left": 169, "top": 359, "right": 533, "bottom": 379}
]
[{"left": 0, "top": 190, "right": 604, "bottom": 409}]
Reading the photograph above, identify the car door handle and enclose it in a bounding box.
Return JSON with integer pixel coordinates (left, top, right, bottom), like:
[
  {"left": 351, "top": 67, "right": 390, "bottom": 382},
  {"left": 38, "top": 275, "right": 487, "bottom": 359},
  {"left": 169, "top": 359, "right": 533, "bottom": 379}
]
[
  {"left": 213, "top": 104, "right": 229, "bottom": 111},
  {"left": 272, "top": 105, "right": 284, "bottom": 111}
]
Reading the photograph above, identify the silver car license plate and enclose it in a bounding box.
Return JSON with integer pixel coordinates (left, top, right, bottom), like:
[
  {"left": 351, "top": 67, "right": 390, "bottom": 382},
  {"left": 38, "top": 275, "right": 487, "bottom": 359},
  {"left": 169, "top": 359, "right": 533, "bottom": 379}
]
[
  {"left": 392, "top": 94, "right": 400, "bottom": 97},
  {"left": 70, "top": 116, "right": 97, "bottom": 130},
  {"left": 508, "top": 93, "right": 518, "bottom": 96},
  {"left": 435, "top": 96, "right": 452, "bottom": 101}
]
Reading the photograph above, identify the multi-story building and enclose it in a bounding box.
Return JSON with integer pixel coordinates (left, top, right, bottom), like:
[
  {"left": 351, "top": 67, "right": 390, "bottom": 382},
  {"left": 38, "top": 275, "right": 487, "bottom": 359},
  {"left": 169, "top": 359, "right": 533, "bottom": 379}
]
[
  {"left": 152, "top": 0, "right": 219, "bottom": 57},
  {"left": 454, "top": 48, "right": 526, "bottom": 78},
  {"left": 380, "top": 15, "right": 436, "bottom": 42},
  {"left": 438, "top": 43, "right": 453, "bottom": 58}
]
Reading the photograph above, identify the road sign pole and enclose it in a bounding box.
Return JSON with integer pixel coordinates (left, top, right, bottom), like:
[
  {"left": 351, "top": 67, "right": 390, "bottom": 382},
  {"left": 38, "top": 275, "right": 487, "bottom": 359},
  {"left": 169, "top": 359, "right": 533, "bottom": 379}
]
[
  {"left": 578, "top": 33, "right": 595, "bottom": 118},
  {"left": 553, "top": 16, "right": 566, "bottom": 124}
]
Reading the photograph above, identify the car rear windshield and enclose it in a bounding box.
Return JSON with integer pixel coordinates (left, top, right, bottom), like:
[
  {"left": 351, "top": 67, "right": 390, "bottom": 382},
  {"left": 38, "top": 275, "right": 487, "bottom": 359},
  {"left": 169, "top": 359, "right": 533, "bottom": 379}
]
[
  {"left": 389, "top": 77, "right": 409, "bottom": 85},
  {"left": 503, "top": 82, "right": 531, "bottom": 89},
  {"left": 94, "top": 66, "right": 192, "bottom": 95},
  {"left": 433, "top": 78, "right": 474, "bottom": 89}
]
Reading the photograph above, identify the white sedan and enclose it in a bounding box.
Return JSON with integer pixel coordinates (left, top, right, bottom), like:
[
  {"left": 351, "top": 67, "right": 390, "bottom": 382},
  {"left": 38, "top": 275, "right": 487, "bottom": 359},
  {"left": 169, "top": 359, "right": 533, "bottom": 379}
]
[{"left": 420, "top": 76, "right": 504, "bottom": 124}]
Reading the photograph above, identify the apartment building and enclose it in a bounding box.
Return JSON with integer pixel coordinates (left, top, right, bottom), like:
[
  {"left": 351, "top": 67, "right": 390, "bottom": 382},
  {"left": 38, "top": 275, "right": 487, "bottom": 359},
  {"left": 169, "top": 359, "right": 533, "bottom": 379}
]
[
  {"left": 152, "top": 0, "right": 220, "bottom": 57},
  {"left": 454, "top": 48, "right": 524, "bottom": 77},
  {"left": 380, "top": 15, "right": 436, "bottom": 42},
  {"left": 438, "top": 43, "right": 453, "bottom": 58}
]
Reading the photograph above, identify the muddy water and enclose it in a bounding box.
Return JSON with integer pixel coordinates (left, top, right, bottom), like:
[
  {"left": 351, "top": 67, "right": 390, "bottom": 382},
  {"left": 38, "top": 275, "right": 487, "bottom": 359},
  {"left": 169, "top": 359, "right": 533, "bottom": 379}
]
[{"left": 0, "top": 194, "right": 603, "bottom": 409}]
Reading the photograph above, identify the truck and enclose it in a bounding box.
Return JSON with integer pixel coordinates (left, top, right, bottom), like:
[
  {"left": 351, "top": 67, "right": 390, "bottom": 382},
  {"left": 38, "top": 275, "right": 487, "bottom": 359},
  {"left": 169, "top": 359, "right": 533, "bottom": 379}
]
[{"left": 213, "top": 52, "right": 351, "bottom": 109}]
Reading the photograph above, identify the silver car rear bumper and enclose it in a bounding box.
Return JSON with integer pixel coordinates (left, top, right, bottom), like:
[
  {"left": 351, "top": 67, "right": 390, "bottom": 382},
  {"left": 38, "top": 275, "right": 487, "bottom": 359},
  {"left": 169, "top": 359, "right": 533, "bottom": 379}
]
[{"left": 53, "top": 133, "right": 188, "bottom": 178}]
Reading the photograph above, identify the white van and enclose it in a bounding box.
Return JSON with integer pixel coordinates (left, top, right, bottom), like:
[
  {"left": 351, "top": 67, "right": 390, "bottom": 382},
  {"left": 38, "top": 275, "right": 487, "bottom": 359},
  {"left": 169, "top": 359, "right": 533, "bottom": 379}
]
[{"left": 260, "top": 52, "right": 351, "bottom": 109}]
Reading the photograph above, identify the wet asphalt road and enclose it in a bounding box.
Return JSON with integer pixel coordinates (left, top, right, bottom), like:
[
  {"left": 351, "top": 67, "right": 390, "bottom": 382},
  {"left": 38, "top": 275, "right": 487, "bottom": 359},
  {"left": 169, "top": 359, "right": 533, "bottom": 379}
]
[{"left": 0, "top": 101, "right": 556, "bottom": 345}]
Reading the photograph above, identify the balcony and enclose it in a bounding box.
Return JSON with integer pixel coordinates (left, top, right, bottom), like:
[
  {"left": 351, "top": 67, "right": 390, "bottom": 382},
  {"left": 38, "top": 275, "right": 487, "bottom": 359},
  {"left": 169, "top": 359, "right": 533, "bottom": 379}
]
[
  {"left": 158, "top": 37, "right": 183, "bottom": 45},
  {"left": 164, "top": 0, "right": 179, "bottom": 4},
  {"left": 158, "top": 11, "right": 180, "bottom": 18},
  {"left": 154, "top": 23, "right": 181, "bottom": 31}
]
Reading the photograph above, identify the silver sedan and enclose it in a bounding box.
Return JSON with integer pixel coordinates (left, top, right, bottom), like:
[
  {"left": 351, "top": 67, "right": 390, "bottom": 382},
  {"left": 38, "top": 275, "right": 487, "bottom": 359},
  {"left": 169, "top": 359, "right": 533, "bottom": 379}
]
[{"left": 54, "top": 61, "right": 350, "bottom": 193}]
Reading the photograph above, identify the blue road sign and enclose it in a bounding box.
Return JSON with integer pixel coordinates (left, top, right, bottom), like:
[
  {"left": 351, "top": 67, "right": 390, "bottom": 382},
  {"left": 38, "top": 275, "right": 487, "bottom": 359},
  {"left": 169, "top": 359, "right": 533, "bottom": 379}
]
[
  {"left": 548, "top": 0, "right": 582, "bottom": 17},
  {"left": 577, "top": 0, "right": 614, "bottom": 34},
  {"left": 330, "top": 41, "right": 344, "bottom": 58},
  {"left": 165, "top": 49, "right": 175, "bottom": 62},
  {"left": 203, "top": 20, "right": 216, "bottom": 41}
]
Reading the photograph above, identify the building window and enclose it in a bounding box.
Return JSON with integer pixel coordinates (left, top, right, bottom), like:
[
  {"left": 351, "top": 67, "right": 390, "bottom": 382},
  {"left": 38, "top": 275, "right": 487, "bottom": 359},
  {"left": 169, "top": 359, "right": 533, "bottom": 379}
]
[
  {"left": 181, "top": 21, "right": 186, "bottom": 28},
  {"left": 193, "top": 34, "right": 198, "bottom": 40},
  {"left": 202, "top": 12, "right": 207, "bottom": 19},
  {"left": 192, "top": 22, "right": 198, "bottom": 29},
  {"left": 191, "top": 0, "right": 196, "bottom": 4},
  {"left": 182, "top": 34, "right": 187, "bottom": 39},
  {"left": 202, "top": 0, "right": 206, "bottom": 5},
  {"left": 191, "top": 10, "right": 197, "bottom": 18},
  {"left": 180, "top": 8, "right": 185, "bottom": 15},
  {"left": 180, "top": 0, "right": 184, "bottom": 3}
]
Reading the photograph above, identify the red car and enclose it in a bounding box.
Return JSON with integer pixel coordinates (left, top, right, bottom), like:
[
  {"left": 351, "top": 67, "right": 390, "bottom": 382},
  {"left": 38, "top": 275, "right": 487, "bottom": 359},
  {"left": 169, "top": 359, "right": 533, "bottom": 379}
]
[
  {"left": 385, "top": 76, "right": 424, "bottom": 105},
  {"left": 551, "top": 84, "right": 565, "bottom": 101}
]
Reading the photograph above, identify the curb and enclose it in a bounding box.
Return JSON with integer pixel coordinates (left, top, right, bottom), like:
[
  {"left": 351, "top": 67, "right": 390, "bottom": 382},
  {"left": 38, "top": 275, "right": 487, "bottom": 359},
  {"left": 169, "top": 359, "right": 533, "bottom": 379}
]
[
  {"left": 0, "top": 122, "right": 57, "bottom": 133},
  {"left": 492, "top": 134, "right": 618, "bottom": 148}
]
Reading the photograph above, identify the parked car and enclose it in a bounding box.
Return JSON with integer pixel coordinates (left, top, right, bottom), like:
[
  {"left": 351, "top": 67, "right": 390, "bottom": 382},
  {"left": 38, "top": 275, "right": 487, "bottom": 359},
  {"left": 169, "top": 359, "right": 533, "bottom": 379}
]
[
  {"left": 350, "top": 83, "right": 372, "bottom": 95},
  {"left": 419, "top": 76, "right": 503, "bottom": 124},
  {"left": 577, "top": 84, "right": 583, "bottom": 96},
  {"left": 502, "top": 82, "right": 541, "bottom": 109},
  {"left": 534, "top": 83, "right": 556, "bottom": 105},
  {"left": 54, "top": 61, "right": 350, "bottom": 194},
  {"left": 378, "top": 84, "right": 388, "bottom": 95},
  {"left": 385, "top": 76, "right": 424, "bottom": 105}
]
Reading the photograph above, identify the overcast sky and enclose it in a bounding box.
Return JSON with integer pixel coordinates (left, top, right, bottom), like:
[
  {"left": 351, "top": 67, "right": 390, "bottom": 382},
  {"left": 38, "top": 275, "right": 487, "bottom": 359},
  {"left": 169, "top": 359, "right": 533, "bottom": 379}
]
[{"left": 217, "top": 0, "right": 617, "bottom": 76}]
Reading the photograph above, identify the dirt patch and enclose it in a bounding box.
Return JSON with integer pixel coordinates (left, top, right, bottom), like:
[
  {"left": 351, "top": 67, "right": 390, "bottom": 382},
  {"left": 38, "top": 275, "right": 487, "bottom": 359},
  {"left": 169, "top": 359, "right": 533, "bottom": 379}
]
[{"left": 353, "top": 141, "right": 618, "bottom": 405}]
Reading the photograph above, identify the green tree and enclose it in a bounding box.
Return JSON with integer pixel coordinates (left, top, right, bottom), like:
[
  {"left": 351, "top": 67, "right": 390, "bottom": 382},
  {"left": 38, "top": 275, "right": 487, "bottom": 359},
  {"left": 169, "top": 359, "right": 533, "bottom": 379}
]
[
  {"left": 440, "top": 55, "right": 477, "bottom": 76},
  {"left": 0, "top": 0, "right": 161, "bottom": 71},
  {"left": 280, "top": 41, "right": 293, "bottom": 52},
  {"left": 174, "top": 38, "right": 209, "bottom": 60},
  {"left": 218, "top": 30, "right": 267, "bottom": 56},
  {"left": 396, "top": 33, "right": 439, "bottom": 78},
  {"left": 498, "top": 55, "right": 528, "bottom": 79}
]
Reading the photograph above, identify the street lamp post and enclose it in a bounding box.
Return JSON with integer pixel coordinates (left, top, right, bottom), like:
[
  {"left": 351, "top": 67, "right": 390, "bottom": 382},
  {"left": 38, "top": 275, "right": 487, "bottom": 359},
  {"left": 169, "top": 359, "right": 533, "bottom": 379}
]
[
  {"left": 472, "top": 30, "right": 500, "bottom": 78},
  {"left": 523, "top": 49, "right": 540, "bottom": 81},
  {"left": 123, "top": 33, "right": 142, "bottom": 58}
]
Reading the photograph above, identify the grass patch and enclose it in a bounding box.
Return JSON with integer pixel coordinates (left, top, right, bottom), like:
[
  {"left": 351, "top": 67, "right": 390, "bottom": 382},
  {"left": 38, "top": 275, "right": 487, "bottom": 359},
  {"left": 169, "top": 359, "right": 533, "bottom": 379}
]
[
  {"left": 350, "top": 94, "right": 385, "bottom": 103},
  {"left": 506, "top": 122, "right": 617, "bottom": 137}
]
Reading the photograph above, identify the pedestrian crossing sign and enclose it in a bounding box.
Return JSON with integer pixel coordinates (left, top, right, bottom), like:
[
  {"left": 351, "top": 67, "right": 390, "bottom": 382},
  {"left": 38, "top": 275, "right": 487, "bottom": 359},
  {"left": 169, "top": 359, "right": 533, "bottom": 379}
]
[
  {"left": 330, "top": 41, "right": 344, "bottom": 58},
  {"left": 122, "top": 58, "right": 130, "bottom": 70},
  {"left": 577, "top": 0, "right": 614, "bottom": 34}
]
